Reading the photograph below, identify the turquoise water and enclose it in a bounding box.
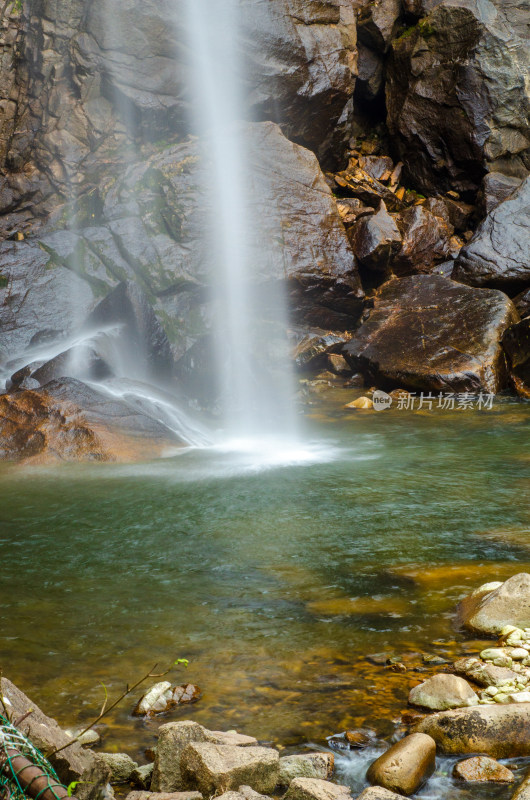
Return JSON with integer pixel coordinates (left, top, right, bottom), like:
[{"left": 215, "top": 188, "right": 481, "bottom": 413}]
[{"left": 0, "top": 396, "right": 529, "bottom": 768}]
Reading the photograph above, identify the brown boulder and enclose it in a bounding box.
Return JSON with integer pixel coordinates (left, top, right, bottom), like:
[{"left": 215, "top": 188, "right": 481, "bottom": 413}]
[
  {"left": 0, "top": 378, "right": 185, "bottom": 464},
  {"left": 366, "top": 733, "right": 436, "bottom": 795},
  {"left": 343, "top": 274, "right": 518, "bottom": 393},
  {"left": 512, "top": 774, "right": 530, "bottom": 800},
  {"left": 414, "top": 704, "right": 530, "bottom": 757},
  {"left": 453, "top": 756, "right": 515, "bottom": 783}
]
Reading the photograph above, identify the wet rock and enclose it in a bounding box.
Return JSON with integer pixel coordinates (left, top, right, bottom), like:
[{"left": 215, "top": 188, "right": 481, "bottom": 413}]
[
  {"left": 502, "top": 318, "right": 530, "bottom": 398},
  {"left": 284, "top": 777, "right": 351, "bottom": 800},
  {"left": 294, "top": 332, "right": 352, "bottom": 371},
  {"left": 366, "top": 733, "right": 436, "bottom": 795},
  {"left": 457, "top": 574, "right": 530, "bottom": 635},
  {"left": 409, "top": 674, "right": 479, "bottom": 711},
  {"left": 480, "top": 173, "right": 523, "bottom": 216},
  {"left": 513, "top": 289, "right": 530, "bottom": 320},
  {"left": 0, "top": 378, "right": 184, "bottom": 464},
  {"left": 386, "top": 2, "right": 530, "bottom": 195},
  {"left": 98, "top": 753, "right": 139, "bottom": 784},
  {"left": 343, "top": 274, "right": 518, "bottom": 393},
  {"left": 345, "top": 730, "right": 374, "bottom": 748},
  {"left": 414, "top": 704, "right": 530, "bottom": 756},
  {"left": 453, "top": 657, "right": 522, "bottom": 688},
  {"left": 454, "top": 178, "right": 530, "bottom": 291},
  {"left": 77, "top": 730, "right": 101, "bottom": 748},
  {"left": 349, "top": 202, "right": 401, "bottom": 280},
  {"left": 453, "top": 756, "right": 515, "bottom": 783},
  {"left": 327, "top": 354, "right": 351, "bottom": 375},
  {"left": 180, "top": 743, "right": 279, "bottom": 795},
  {"left": 87, "top": 282, "right": 174, "bottom": 381},
  {"left": 279, "top": 754, "right": 334, "bottom": 786},
  {"left": 30, "top": 346, "right": 113, "bottom": 387},
  {"left": 0, "top": 677, "right": 111, "bottom": 800},
  {"left": 393, "top": 206, "right": 451, "bottom": 275},
  {"left": 132, "top": 764, "right": 154, "bottom": 790}
]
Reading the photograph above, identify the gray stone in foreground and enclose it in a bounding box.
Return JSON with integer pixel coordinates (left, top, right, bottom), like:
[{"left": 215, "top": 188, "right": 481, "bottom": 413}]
[
  {"left": 414, "top": 704, "right": 530, "bottom": 757},
  {"left": 98, "top": 752, "right": 139, "bottom": 783},
  {"left": 366, "top": 733, "right": 436, "bottom": 795},
  {"left": 149, "top": 720, "right": 207, "bottom": 792},
  {"left": 0, "top": 677, "right": 111, "bottom": 800},
  {"left": 284, "top": 777, "right": 351, "bottom": 800},
  {"left": 180, "top": 743, "right": 279, "bottom": 795},
  {"left": 279, "top": 754, "right": 334, "bottom": 785},
  {"left": 453, "top": 657, "right": 521, "bottom": 688},
  {"left": 131, "top": 764, "right": 154, "bottom": 789}
]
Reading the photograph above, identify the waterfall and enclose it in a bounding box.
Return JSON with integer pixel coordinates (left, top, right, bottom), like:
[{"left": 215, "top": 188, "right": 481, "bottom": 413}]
[{"left": 182, "top": 0, "right": 299, "bottom": 445}]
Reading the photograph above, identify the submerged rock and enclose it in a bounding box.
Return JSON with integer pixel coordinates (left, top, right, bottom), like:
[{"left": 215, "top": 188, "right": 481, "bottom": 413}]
[
  {"left": 457, "top": 574, "right": 530, "bottom": 635},
  {"left": 453, "top": 756, "right": 515, "bottom": 783},
  {"left": 414, "top": 704, "right": 530, "bottom": 757},
  {"left": 408, "top": 674, "right": 479, "bottom": 711},
  {"left": 366, "top": 733, "right": 436, "bottom": 796},
  {"left": 343, "top": 274, "right": 518, "bottom": 393}
]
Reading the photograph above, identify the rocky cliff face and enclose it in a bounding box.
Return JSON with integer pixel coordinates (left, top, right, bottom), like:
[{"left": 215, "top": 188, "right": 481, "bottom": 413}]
[{"left": 0, "top": 0, "right": 529, "bottom": 461}]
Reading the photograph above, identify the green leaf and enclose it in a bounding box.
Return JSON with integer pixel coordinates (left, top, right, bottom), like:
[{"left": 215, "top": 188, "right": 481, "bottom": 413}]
[{"left": 174, "top": 658, "right": 189, "bottom": 668}]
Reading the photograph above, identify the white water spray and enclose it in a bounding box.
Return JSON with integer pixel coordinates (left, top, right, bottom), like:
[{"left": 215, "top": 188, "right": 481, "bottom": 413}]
[{"left": 182, "top": 0, "right": 299, "bottom": 445}]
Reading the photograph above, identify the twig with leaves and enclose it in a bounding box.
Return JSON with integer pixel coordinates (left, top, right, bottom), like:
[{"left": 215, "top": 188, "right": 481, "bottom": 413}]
[{"left": 46, "top": 659, "right": 189, "bottom": 759}]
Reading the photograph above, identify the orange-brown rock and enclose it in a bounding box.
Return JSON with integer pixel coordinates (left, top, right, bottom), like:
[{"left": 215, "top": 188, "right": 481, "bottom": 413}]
[{"left": 0, "top": 378, "right": 184, "bottom": 463}]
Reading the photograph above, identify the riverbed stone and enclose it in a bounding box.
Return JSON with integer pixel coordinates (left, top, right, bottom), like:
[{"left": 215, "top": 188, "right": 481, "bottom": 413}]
[
  {"left": 453, "top": 756, "right": 515, "bottom": 783},
  {"left": 284, "top": 778, "right": 351, "bottom": 800},
  {"left": 457, "top": 574, "right": 530, "bottom": 635},
  {"left": 343, "top": 274, "right": 518, "bottom": 393},
  {"left": 414, "top": 704, "right": 530, "bottom": 756},
  {"left": 453, "top": 657, "right": 522, "bottom": 688},
  {"left": 279, "top": 754, "right": 334, "bottom": 785},
  {"left": 366, "top": 733, "right": 436, "bottom": 795},
  {"left": 357, "top": 790, "right": 403, "bottom": 800},
  {"left": 348, "top": 201, "right": 401, "bottom": 280},
  {"left": 151, "top": 722, "right": 208, "bottom": 792},
  {"left": 131, "top": 764, "right": 154, "bottom": 790},
  {"left": 0, "top": 677, "right": 112, "bottom": 800},
  {"left": 409, "top": 674, "right": 479, "bottom": 710},
  {"left": 126, "top": 793, "right": 202, "bottom": 800},
  {"left": 180, "top": 743, "right": 279, "bottom": 795},
  {"left": 98, "top": 753, "right": 139, "bottom": 783}
]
